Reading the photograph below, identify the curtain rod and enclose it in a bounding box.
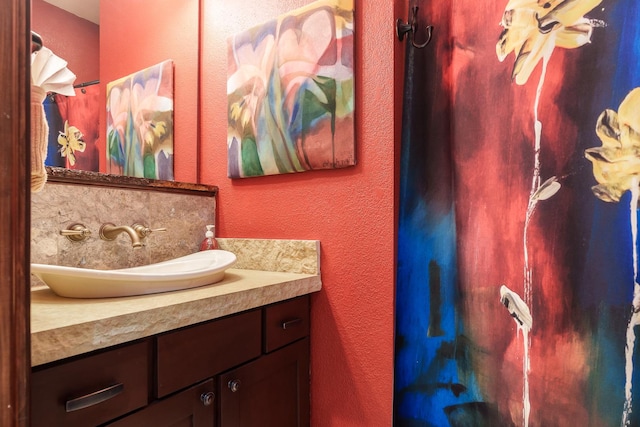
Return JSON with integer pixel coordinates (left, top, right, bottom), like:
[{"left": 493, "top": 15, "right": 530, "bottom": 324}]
[{"left": 74, "top": 80, "right": 100, "bottom": 88}]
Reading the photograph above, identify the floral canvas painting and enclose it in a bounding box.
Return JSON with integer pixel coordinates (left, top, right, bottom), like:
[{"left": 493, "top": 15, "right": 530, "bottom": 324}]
[
  {"left": 226, "top": 0, "right": 355, "bottom": 178},
  {"left": 106, "top": 60, "right": 174, "bottom": 180}
]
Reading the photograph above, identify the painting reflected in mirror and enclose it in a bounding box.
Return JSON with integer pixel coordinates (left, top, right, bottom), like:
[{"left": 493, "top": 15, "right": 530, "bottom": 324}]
[
  {"left": 32, "top": 0, "right": 100, "bottom": 172},
  {"left": 31, "top": 0, "right": 200, "bottom": 185}
]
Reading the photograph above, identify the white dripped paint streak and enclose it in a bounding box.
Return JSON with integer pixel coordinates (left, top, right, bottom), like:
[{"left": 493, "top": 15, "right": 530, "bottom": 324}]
[
  {"left": 523, "top": 46, "right": 552, "bottom": 307},
  {"left": 519, "top": 42, "right": 553, "bottom": 427},
  {"left": 622, "top": 177, "right": 640, "bottom": 426},
  {"left": 523, "top": 328, "right": 531, "bottom": 427},
  {"left": 500, "top": 285, "right": 533, "bottom": 427}
]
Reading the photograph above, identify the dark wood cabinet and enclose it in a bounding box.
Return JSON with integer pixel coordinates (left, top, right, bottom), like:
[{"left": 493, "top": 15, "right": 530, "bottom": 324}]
[{"left": 30, "top": 295, "right": 310, "bottom": 427}]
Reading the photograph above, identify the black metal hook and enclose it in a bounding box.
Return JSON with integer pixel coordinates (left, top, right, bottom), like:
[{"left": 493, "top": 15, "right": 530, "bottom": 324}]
[
  {"left": 396, "top": 6, "right": 433, "bottom": 49},
  {"left": 31, "top": 31, "right": 43, "bottom": 53}
]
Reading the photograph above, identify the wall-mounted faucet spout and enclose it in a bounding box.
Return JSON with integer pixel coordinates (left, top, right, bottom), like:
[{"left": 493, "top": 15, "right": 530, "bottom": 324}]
[{"left": 99, "top": 223, "right": 143, "bottom": 248}]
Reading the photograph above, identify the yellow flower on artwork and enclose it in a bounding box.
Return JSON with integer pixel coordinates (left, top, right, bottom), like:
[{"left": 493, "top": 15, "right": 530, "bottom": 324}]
[
  {"left": 57, "top": 120, "right": 86, "bottom": 166},
  {"left": 497, "top": 0, "right": 603, "bottom": 85},
  {"left": 585, "top": 88, "right": 640, "bottom": 203}
]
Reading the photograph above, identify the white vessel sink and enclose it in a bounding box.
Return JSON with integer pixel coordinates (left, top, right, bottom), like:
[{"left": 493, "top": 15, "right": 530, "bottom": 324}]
[{"left": 31, "top": 250, "right": 237, "bottom": 299}]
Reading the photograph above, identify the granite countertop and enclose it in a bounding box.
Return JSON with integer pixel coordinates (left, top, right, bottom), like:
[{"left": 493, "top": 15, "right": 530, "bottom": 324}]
[{"left": 31, "top": 268, "right": 321, "bottom": 367}]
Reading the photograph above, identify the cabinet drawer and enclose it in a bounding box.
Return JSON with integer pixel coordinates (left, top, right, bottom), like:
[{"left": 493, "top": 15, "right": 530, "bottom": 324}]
[
  {"left": 264, "top": 295, "right": 310, "bottom": 353},
  {"left": 105, "top": 379, "right": 215, "bottom": 427},
  {"left": 31, "top": 340, "right": 150, "bottom": 427},
  {"left": 157, "top": 309, "right": 261, "bottom": 397}
]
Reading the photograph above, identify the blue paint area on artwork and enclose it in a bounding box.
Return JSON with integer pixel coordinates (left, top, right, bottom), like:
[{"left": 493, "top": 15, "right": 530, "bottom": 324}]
[
  {"left": 610, "top": 0, "right": 640, "bottom": 106},
  {"left": 587, "top": 308, "right": 627, "bottom": 426},
  {"left": 577, "top": 0, "right": 640, "bottom": 424},
  {"left": 395, "top": 199, "right": 485, "bottom": 426},
  {"left": 395, "top": 38, "right": 488, "bottom": 421},
  {"left": 582, "top": 197, "right": 634, "bottom": 307}
]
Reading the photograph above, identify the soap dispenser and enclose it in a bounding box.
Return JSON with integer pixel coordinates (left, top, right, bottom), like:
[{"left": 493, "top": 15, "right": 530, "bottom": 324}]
[{"left": 200, "top": 225, "right": 219, "bottom": 251}]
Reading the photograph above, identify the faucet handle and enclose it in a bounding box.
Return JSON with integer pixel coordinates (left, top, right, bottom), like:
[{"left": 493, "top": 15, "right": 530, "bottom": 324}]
[
  {"left": 60, "top": 223, "right": 92, "bottom": 242},
  {"left": 133, "top": 224, "right": 167, "bottom": 238}
]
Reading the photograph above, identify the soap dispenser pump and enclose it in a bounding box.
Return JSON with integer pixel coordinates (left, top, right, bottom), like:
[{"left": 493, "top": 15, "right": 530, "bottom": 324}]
[{"left": 199, "top": 225, "right": 219, "bottom": 251}]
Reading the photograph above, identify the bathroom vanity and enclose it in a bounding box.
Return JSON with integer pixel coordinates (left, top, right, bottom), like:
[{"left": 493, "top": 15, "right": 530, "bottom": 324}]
[{"left": 30, "top": 268, "right": 320, "bottom": 427}]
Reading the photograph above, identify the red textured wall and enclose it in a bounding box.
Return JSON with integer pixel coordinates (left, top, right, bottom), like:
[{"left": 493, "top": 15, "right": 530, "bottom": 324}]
[
  {"left": 200, "top": 1, "right": 400, "bottom": 425},
  {"left": 31, "top": 0, "right": 99, "bottom": 85},
  {"left": 100, "top": 0, "right": 199, "bottom": 179}
]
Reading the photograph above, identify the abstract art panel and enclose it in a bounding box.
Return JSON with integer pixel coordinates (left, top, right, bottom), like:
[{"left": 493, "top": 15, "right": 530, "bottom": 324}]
[
  {"left": 44, "top": 85, "right": 101, "bottom": 172},
  {"left": 395, "top": 0, "right": 640, "bottom": 426},
  {"left": 226, "top": 0, "right": 355, "bottom": 178},
  {"left": 106, "top": 60, "right": 174, "bottom": 180}
]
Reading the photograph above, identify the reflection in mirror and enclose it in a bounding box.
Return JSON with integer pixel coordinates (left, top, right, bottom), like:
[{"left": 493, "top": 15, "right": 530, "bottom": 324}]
[
  {"left": 32, "top": 0, "right": 200, "bottom": 185},
  {"left": 32, "top": 0, "right": 99, "bottom": 84},
  {"left": 32, "top": 0, "right": 100, "bottom": 173}
]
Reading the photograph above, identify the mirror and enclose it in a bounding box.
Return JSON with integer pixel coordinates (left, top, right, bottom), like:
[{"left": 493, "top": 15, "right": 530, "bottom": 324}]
[{"left": 32, "top": 0, "right": 201, "bottom": 186}]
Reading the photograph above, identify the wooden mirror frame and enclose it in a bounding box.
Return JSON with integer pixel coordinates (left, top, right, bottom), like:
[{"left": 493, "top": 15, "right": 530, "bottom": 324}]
[
  {"left": 1, "top": 0, "right": 31, "bottom": 425},
  {"left": 45, "top": 167, "right": 218, "bottom": 195}
]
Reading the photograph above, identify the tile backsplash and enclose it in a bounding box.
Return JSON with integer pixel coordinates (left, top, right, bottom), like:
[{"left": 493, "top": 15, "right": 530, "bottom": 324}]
[
  {"left": 217, "top": 238, "right": 320, "bottom": 275},
  {"left": 31, "top": 181, "right": 321, "bottom": 288},
  {"left": 31, "top": 182, "right": 216, "bottom": 275}
]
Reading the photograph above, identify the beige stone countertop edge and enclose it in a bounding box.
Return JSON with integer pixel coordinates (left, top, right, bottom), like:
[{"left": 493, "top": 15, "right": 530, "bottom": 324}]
[{"left": 31, "top": 268, "right": 322, "bottom": 367}]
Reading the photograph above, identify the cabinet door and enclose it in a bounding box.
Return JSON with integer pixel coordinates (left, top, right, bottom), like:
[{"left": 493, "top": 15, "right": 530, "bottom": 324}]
[
  {"left": 105, "top": 379, "right": 216, "bottom": 427},
  {"left": 219, "top": 338, "right": 309, "bottom": 427}
]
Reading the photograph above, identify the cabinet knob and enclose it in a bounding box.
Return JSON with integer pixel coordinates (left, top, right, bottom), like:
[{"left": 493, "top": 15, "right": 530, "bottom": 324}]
[
  {"left": 228, "top": 379, "right": 241, "bottom": 393},
  {"left": 200, "top": 391, "right": 215, "bottom": 406}
]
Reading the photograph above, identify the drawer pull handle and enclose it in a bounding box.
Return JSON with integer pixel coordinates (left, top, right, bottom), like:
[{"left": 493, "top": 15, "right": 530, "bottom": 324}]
[
  {"left": 281, "top": 318, "right": 302, "bottom": 330},
  {"left": 65, "top": 383, "right": 124, "bottom": 412}
]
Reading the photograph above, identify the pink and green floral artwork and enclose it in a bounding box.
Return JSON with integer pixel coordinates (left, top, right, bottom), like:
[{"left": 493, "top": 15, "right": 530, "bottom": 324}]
[
  {"left": 106, "top": 60, "right": 174, "bottom": 180},
  {"left": 227, "top": 0, "right": 355, "bottom": 178}
]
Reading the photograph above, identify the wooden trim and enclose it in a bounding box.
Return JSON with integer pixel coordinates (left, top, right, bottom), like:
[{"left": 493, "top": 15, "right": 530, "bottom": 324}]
[
  {"left": 0, "top": 0, "right": 31, "bottom": 425},
  {"left": 45, "top": 167, "right": 218, "bottom": 196}
]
